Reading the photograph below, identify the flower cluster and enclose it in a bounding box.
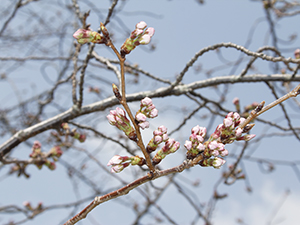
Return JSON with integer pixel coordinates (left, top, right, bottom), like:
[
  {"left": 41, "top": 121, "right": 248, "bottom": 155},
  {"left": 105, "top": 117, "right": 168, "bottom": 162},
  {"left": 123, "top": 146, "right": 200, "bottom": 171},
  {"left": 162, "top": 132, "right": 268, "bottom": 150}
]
[
  {"left": 211, "top": 112, "right": 256, "bottom": 144},
  {"left": 185, "top": 112, "right": 255, "bottom": 169},
  {"left": 146, "top": 125, "right": 168, "bottom": 153},
  {"left": 107, "top": 155, "right": 146, "bottom": 173},
  {"left": 29, "top": 141, "right": 63, "bottom": 170},
  {"left": 107, "top": 107, "right": 137, "bottom": 141},
  {"left": 152, "top": 138, "right": 180, "bottom": 165},
  {"left": 184, "top": 125, "right": 207, "bottom": 159},
  {"left": 135, "top": 97, "right": 158, "bottom": 129},
  {"left": 120, "top": 21, "right": 155, "bottom": 57}
]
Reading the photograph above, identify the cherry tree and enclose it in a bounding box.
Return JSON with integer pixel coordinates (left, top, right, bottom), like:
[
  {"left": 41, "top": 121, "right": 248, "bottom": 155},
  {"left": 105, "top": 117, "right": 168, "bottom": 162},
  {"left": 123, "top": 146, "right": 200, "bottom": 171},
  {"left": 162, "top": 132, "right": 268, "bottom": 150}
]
[{"left": 0, "top": 1, "right": 300, "bottom": 225}]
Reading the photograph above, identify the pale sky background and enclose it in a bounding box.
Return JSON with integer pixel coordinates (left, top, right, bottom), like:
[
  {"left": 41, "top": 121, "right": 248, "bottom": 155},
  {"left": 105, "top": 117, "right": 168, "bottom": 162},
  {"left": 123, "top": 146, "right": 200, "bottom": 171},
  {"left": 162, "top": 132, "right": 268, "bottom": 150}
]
[{"left": 0, "top": 0, "right": 300, "bottom": 225}]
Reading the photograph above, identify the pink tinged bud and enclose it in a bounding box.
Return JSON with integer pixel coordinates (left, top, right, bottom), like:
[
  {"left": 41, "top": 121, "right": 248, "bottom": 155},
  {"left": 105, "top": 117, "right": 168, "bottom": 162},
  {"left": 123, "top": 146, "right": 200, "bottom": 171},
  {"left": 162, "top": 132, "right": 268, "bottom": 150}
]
[
  {"left": 145, "top": 27, "right": 155, "bottom": 37},
  {"left": 184, "top": 140, "right": 192, "bottom": 151},
  {"left": 150, "top": 108, "right": 158, "bottom": 118},
  {"left": 135, "top": 112, "right": 147, "bottom": 122},
  {"left": 235, "top": 128, "right": 243, "bottom": 137},
  {"left": 73, "top": 29, "right": 103, "bottom": 44},
  {"left": 196, "top": 135, "right": 204, "bottom": 143},
  {"left": 243, "top": 134, "right": 256, "bottom": 141},
  {"left": 107, "top": 155, "right": 123, "bottom": 166},
  {"left": 138, "top": 121, "right": 150, "bottom": 130},
  {"left": 136, "top": 21, "right": 147, "bottom": 30},
  {"left": 162, "top": 134, "right": 169, "bottom": 141},
  {"left": 189, "top": 133, "right": 198, "bottom": 142},
  {"left": 116, "top": 107, "right": 126, "bottom": 117},
  {"left": 233, "top": 112, "right": 240, "bottom": 121},
  {"left": 73, "top": 29, "right": 84, "bottom": 39},
  {"left": 33, "top": 141, "right": 42, "bottom": 150},
  {"left": 295, "top": 49, "right": 300, "bottom": 59},
  {"left": 220, "top": 149, "right": 229, "bottom": 157},
  {"left": 158, "top": 125, "right": 167, "bottom": 134},
  {"left": 197, "top": 143, "right": 206, "bottom": 151},
  {"left": 131, "top": 29, "right": 144, "bottom": 38},
  {"left": 154, "top": 136, "right": 163, "bottom": 144},
  {"left": 209, "top": 150, "right": 219, "bottom": 157},
  {"left": 191, "top": 125, "right": 201, "bottom": 134},
  {"left": 139, "top": 34, "right": 151, "bottom": 45},
  {"left": 223, "top": 117, "right": 233, "bottom": 128},
  {"left": 110, "top": 164, "right": 124, "bottom": 173},
  {"left": 212, "top": 157, "right": 226, "bottom": 169},
  {"left": 226, "top": 112, "right": 234, "bottom": 118},
  {"left": 170, "top": 141, "right": 180, "bottom": 153},
  {"left": 238, "top": 117, "right": 246, "bottom": 125},
  {"left": 232, "top": 97, "right": 239, "bottom": 105},
  {"left": 166, "top": 138, "right": 175, "bottom": 149},
  {"left": 141, "top": 97, "right": 152, "bottom": 106},
  {"left": 153, "top": 130, "right": 162, "bottom": 136},
  {"left": 208, "top": 141, "right": 219, "bottom": 150}
]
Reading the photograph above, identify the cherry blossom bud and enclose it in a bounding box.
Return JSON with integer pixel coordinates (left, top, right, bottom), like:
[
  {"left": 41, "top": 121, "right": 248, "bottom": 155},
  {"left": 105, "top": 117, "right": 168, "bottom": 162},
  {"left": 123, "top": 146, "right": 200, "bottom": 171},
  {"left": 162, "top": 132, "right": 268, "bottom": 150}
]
[
  {"left": 141, "top": 97, "right": 152, "bottom": 106},
  {"left": 138, "top": 121, "right": 150, "bottom": 129},
  {"left": 237, "top": 134, "right": 256, "bottom": 141},
  {"left": 111, "top": 164, "right": 126, "bottom": 173},
  {"left": 212, "top": 157, "right": 226, "bottom": 169},
  {"left": 184, "top": 140, "right": 193, "bottom": 151},
  {"left": 232, "top": 97, "right": 239, "bottom": 105},
  {"left": 139, "top": 34, "right": 151, "bottom": 45},
  {"left": 223, "top": 117, "right": 233, "bottom": 128},
  {"left": 154, "top": 136, "right": 163, "bottom": 144},
  {"left": 235, "top": 127, "right": 243, "bottom": 137},
  {"left": 136, "top": 21, "right": 147, "bottom": 30},
  {"left": 294, "top": 49, "right": 300, "bottom": 59},
  {"left": 219, "top": 149, "right": 229, "bottom": 157},
  {"left": 107, "top": 155, "right": 124, "bottom": 166},
  {"left": 145, "top": 27, "right": 155, "bottom": 37},
  {"left": 197, "top": 143, "right": 206, "bottom": 151},
  {"left": 150, "top": 108, "right": 158, "bottom": 118},
  {"left": 73, "top": 28, "right": 104, "bottom": 44},
  {"left": 135, "top": 112, "right": 147, "bottom": 122}
]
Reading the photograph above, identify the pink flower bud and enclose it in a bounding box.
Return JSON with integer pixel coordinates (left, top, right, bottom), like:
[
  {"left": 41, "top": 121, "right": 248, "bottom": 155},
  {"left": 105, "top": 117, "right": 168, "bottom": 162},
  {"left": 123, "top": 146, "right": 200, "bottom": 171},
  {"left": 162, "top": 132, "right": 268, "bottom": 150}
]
[
  {"left": 184, "top": 140, "right": 192, "bottom": 151},
  {"left": 219, "top": 149, "right": 229, "bottom": 157},
  {"left": 154, "top": 136, "right": 163, "bottom": 144},
  {"left": 150, "top": 108, "right": 158, "bottom": 118},
  {"left": 141, "top": 97, "right": 152, "bottom": 106},
  {"left": 139, "top": 35, "right": 151, "bottom": 44},
  {"left": 116, "top": 107, "right": 126, "bottom": 117},
  {"left": 242, "top": 134, "right": 256, "bottom": 141},
  {"left": 135, "top": 112, "right": 147, "bottom": 122},
  {"left": 197, "top": 143, "right": 206, "bottom": 151},
  {"left": 223, "top": 117, "right": 233, "bottom": 128},
  {"left": 145, "top": 27, "right": 155, "bottom": 37},
  {"left": 212, "top": 157, "right": 226, "bottom": 169},
  {"left": 107, "top": 155, "right": 123, "bottom": 166},
  {"left": 294, "top": 49, "right": 300, "bottom": 59},
  {"left": 138, "top": 121, "right": 150, "bottom": 129},
  {"left": 162, "top": 133, "right": 169, "bottom": 141},
  {"left": 209, "top": 150, "right": 219, "bottom": 157},
  {"left": 235, "top": 128, "right": 243, "bottom": 137},
  {"left": 232, "top": 97, "right": 239, "bottom": 105},
  {"left": 136, "top": 21, "right": 147, "bottom": 30},
  {"left": 158, "top": 125, "right": 167, "bottom": 133},
  {"left": 111, "top": 164, "right": 124, "bottom": 173}
]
